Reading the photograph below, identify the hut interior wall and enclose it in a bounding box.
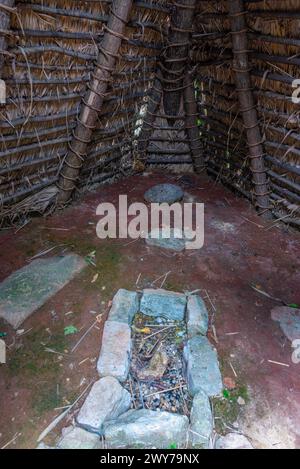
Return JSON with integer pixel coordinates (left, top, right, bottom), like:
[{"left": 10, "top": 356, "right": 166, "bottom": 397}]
[
  {"left": 193, "top": 0, "right": 300, "bottom": 226},
  {"left": 0, "top": 0, "right": 300, "bottom": 227}
]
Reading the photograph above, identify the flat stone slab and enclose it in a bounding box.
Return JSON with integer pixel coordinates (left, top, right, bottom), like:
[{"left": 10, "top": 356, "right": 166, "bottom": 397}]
[
  {"left": 184, "top": 336, "right": 222, "bottom": 397},
  {"left": 0, "top": 255, "right": 86, "bottom": 329},
  {"left": 108, "top": 289, "right": 139, "bottom": 324},
  {"left": 271, "top": 306, "right": 300, "bottom": 342},
  {"left": 76, "top": 376, "right": 131, "bottom": 434},
  {"left": 140, "top": 289, "right": 186, "bottom": 321},
  {"left": 97, "top": 321, "right": 131, "bottom": 382},
  {"left": 57, "top": 426, "right": 101, "bottom": 449},
  {"left": 187, "top": 295, "right": 209, "bottom": 337},
  {"left": 189, "top": 389, "right": 213, "bottom": 448},
  {"left": 215, "top": 433, "right": 253, "bottom": 449},
  {"left": 104, "top": 409, "right": 189, "bottom": 449},
  {"left": 146, "top": 227, "right": 186, "bottom": 252},
  {"left": 144, "top": 184, "right": 184, "bottom": 204}
]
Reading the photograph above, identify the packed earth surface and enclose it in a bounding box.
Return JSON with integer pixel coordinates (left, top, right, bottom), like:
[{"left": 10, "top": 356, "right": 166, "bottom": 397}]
[{"left": 0, "top": 172, "right": 300, "bottom": 449}]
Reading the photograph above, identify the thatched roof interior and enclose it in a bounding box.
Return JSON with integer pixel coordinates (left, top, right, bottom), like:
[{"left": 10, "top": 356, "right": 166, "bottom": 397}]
[{"left": 0, "top": 0, "right": 299, "bottom": 227}]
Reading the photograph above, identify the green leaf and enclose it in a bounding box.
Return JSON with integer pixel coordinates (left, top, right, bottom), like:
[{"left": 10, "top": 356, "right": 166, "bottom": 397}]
[
  {"left": 64, "top": 325, "right": 78, "bottom": 336},
  {"left": 223, "top": 389, "right": 230, "bottom": 399},
  {"left": 288, "top": 303, "right": 299, "bottom": 309}
]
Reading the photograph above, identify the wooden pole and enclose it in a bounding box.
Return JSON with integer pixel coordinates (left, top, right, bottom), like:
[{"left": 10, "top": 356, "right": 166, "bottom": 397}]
[
  {"left": 0, "top": 1, "right": 14, "bottom": 73},
  {"left": 183, "top": 73, "right": 206, "bottom": 173},
  {"left": 137, "top": 71, "right": 163, "bottom": 165},
  {"left": 57, "top": 0, "right": 133, "bottom": 206},
  {"left": 162, "top": 0, "right": 196, "bottom": 121},
  {"left": 228, "top": 0, "right": 271, "bottom": 217}
]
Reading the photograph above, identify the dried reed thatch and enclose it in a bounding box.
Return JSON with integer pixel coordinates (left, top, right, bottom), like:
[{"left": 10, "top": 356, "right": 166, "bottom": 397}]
[{"left": 0, "top": 0, "right": 299, "bottom": 227}]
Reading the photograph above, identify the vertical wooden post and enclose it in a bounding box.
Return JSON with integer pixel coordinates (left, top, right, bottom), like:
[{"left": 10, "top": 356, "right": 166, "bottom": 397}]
[
  {"left": 57, "top": 0, "right": 133, "bottom": 206},
  {"left": 183, "top": 73, "right": 205, "bottom": 173},
  {"left": 162, "top": 0, "right": 197, "bottom": 120},
  {"left": 137, "top": 72, "right": 163, "bottom": 164},
  {"left": 228, "top": 0, "right": 270, "bottom": 217},
  {"left": 0, "top": 1, "right": 14, "bottom": 73}
]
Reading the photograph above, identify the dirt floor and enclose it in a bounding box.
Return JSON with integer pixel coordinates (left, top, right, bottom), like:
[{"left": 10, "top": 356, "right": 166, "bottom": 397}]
[{"left": 0, "top": 171, "right": 299, "bottom": 449}]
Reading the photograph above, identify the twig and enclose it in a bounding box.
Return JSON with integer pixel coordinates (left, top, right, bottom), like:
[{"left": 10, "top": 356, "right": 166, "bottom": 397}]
[
  {"left": 71, "top": 315, "right": 103, "bottom": 353},
  {"left": 211, "top": 325, "right": 218, "bottom": 343},
  {"left": 143, "top": 325, "right": 176, "bottom": 341},
  {"left": 229, "top": 361, "right": 238, "bottom": 378},
  {"left": 176, "top": 371, "right": 189, "bottom": 415},
  {"left": 14, "top": 219, "right": 30, "bottom": 233},
  {"left": 37, "top": 381, "right": 93, "bottom": 443},
  {"left": 78, "top": 357, "right": 90, "bottom": 366},
  {"left": 44, "top": 347, "right": 68, "bottom": 356},
  {"left": 151, "top": 271, "right": 171, "bottom": 287},
  {"left": 203, "top": 289, "right": 217, "bottom": 312},
  {"left": 144, "top": 384, "right": 186, "bottom": 398},
  {"left": 28, "top": 244, "right": 64, "bottom": 261},
  {"left": 128, "top": 374, "right": 137, "bottom": 409},
  {"left": 160, "top": 271, "right": 171, "bottom": 288},
  {"left": 268, "top": 360, "right": 290, "bottom": 367},
  {"left": 241, "top": 216, "right": 264, "bottom": 228},
  {"left": 135, "top": 273, "right": 141, "bottom": 285},
  {"left": 1, "top": 432, "right": 20, "bottom": 449},
  {"left": 250, "top": 284, "right": 286, "bottom": 305}
]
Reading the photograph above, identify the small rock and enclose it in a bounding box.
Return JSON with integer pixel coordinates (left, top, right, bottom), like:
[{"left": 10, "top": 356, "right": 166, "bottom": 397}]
[
  {"left": 108, "top": 289, "right": 139, "bottom": 324},
  {"left": 215, "top": 433, "right": 253, "bottom": 449},
  {"left": 57, "top": 427, "right": 102, "bottom": 449},
  {"left": 76, "top": 377, "right": 131, "bottom": 434},
  {"left": 183, "top": 336, "right": 222, "bottom": 397},
  {"left": 104, "top": 409, "right": 189, "bottom": 449},
  {"left": 237, "top": 396, "right": 245, "bottom": 406},
  {"left": 138, "top": 345, "right": 169, "bottom": 380},
  {"left": 189, "top": 389, "right": 213, "bottom": 448},
  {"left": 187, "top": 295, "right": 208, "bottom": 337},
  {"left": 146, "top": 228, "right": 186, "bottom": 252},
  {"left": 140, "top": 289, "right": 186, "bottom": 321},
  {"left": 271, "top": 306, "right": 300, "bottom": 342},
  {"left": 144, "top": 184, "right": 184, "bottom": 204},
  {"left": 97, "top": 321, "right": 131, "bottom": 382}
]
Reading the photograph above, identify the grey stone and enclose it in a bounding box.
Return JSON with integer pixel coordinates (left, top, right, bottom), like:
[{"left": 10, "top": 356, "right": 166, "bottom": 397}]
[
  {"left": 108, "top": 289, "right": 139, "bottom": 324},
  {"left": 184, "top": 336, "right": 222, "bottom": 397},
  {"left": 144, "top": 184, "right": 184, "bottom": 204},
  {"left": 36, "top": 442, "right": 54, "bottom": 449},
  {"left": 76, "top": 376, "right": 131, "bottom": 434},
  {"left": 137, "top": 344, "right": 169, "bottom": 380},
  {"left": 104, "top": 409, "right": 189, "bottom": 449},
  {"left": 271, "top": 306, "right": 300, "bottom": 342},
  {"left": 0, "top": 255, "right": 86, "bottom": 329},
  {"left": 146, "top": 228, "right": 186, "bottom": 252},
  {"left": 187, "top": 295, "right": 209, "bottom": 337},
  {"left": 57, "top": 426, "right": 102, "bottom": 449},
  {"left": 97, "top": 321, "right": 131, "bottom": 382},
  {"left": 140, "top": 288, "right": 186, "bottom": 321},
  {"left": 215, "top": 433, "right": 253, "bottom": 449},
  {"left": 189, "top": 389, "right": 213, "bottom": 448}
]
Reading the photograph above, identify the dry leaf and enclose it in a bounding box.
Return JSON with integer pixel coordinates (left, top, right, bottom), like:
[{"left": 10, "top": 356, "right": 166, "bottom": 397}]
[{"left": 91, "top": 273, "right": 99, "bottom": 283}]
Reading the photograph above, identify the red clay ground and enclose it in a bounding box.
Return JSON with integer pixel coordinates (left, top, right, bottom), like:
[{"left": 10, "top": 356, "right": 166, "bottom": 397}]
[{"left": 0, "top": 171, "right": 299, "bottom": 449}]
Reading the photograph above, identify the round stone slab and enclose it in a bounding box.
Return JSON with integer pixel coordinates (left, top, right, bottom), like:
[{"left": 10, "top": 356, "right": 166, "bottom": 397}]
[
  {"left": 144, "top": 184, "right": 184, "bottom": 204},
  {"left": 146, "top": 227, "right": 186, "bottom": 252}
]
